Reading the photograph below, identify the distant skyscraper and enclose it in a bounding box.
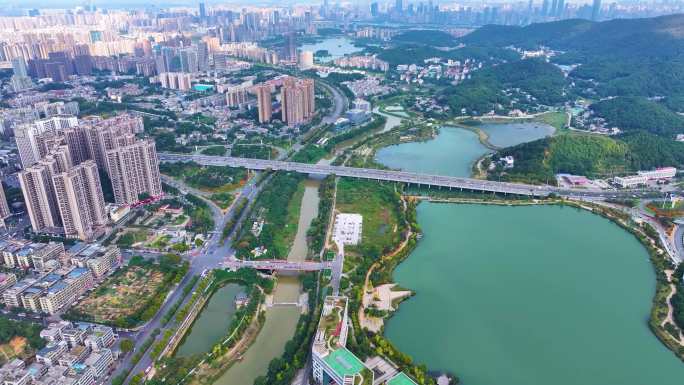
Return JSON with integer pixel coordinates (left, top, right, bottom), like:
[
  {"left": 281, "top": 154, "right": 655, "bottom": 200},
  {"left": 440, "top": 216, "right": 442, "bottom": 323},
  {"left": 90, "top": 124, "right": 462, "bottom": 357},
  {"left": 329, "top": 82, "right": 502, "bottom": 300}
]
[
  {"left": 395, "top": 0, "right": 403, "bottom": 13},
  {"left": 299, "top": 51, "right": 314, "bottom": 70},
  {"left": 556, "top": 0, "right": 565, "bottom": 16},
  {"left": 11, "top": 57, "right": 28, "bottom": 77},
  {"left": 551, "top": 0, "right": 559, "bottom": 16},
  {"left": 199, "top": 2, "right": 206, "bottom": 19},
  {"left": 255, "top": 84, "right": 272, "bottom": 124},
  {"left": 591, "top": 0, "right": 601, "bottom": 20},
  {"left": 180, "top": 47, "right": 199, "bottom": 73},
  {"left": 286, "top": 32, "right": 297, "bottom": 61},
  {"left": 0, "top": 182, "right": 11, "bottom": 224},
  {"left": 371, "top": 2, "right": 379, "bottom": 17},
  {"left": 541, "top": 0, "right": 550, "bottom": 15}
]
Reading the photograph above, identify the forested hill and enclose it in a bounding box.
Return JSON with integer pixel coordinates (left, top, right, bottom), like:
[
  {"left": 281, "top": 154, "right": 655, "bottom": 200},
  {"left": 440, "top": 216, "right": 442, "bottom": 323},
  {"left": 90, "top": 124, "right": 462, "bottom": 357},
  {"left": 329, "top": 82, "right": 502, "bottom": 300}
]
[
  {"left": 460, "top": 14, "right": 684, "bottom": 57},
  {"left": 460, "top": 14, "right": 684, "bottom": 118}
]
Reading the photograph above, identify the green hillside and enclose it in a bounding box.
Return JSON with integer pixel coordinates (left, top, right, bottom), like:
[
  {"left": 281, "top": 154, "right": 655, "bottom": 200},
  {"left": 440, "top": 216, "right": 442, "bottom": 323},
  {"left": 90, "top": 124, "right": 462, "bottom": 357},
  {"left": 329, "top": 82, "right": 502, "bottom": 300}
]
[
  {"left": 442, "top": 59, "right": 569, "bottom": 114},
  {"left": 492, "top": 130, "right": 684, "bottom": 184},
  {"left": 590, "top": 97, "right": 684, "bottom": 137},
  {"left": 460, "top": 14, "right": 684, "bottom": 100}
]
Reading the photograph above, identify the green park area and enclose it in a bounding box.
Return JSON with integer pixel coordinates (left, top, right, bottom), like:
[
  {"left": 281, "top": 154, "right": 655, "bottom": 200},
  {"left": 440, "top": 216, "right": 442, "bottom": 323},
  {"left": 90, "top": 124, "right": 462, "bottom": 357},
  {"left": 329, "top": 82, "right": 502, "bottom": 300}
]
[
  {"left": 233, "top": 172, "right": 304, "bottom": 259},
  {"left": 336, "top": 178, "right": 403, "bottom": 258},
  {"left": 159, "top": 161, "right": 247, "bottom": 193},
  {"left": 0, "top": 317, "right": 45, "bottom": 364}
]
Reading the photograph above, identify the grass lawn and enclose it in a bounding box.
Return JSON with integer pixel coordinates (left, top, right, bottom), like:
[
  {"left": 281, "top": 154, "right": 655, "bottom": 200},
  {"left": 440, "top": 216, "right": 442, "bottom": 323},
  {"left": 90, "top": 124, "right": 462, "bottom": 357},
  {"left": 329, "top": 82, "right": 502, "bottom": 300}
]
[
  {"left": 537, "top": 111, "right": 568, "bottom": 132},
  {"left": 273, "top": 180, "right": 306, "bottom": 257},
  {"left": 160, "top": 162, "right": 247, "bottom": 193},
  {"left": 149, "top": 235, "right": 172, "bottom": 250},
  {"left": 336, "top": 178, "right": 402, "bottom": 257},
  {"left": 210, "top": 192, "right": 235, "bottom": 209},
  {"left": 116, "top": 229, "right": 149, "bottom": 248}
]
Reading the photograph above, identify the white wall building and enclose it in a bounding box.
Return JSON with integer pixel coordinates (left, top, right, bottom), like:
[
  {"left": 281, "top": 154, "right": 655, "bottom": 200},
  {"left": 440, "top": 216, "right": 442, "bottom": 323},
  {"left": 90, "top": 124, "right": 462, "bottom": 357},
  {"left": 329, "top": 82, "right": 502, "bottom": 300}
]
[{"left": 332, "top": 213, "right": 363, "bottom": 246}]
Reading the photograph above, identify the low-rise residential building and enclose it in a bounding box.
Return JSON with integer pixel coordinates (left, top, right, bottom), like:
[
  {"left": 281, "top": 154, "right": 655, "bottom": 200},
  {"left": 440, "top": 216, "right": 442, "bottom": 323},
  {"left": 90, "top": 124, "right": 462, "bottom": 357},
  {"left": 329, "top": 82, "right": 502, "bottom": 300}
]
[{"left": 10, "top": 322, "right": 118, "bottom": 385}]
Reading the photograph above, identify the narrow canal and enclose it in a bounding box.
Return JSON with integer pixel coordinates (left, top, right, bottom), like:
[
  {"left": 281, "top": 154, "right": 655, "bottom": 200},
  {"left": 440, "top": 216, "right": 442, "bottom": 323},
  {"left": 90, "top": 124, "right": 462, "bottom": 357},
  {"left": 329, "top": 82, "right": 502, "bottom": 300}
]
[
  {"left": 175, "top": 284, "right": 243, "bottom": 357},
  {"left": 214, "top": 179, "right": 320, "bottom": 385}
]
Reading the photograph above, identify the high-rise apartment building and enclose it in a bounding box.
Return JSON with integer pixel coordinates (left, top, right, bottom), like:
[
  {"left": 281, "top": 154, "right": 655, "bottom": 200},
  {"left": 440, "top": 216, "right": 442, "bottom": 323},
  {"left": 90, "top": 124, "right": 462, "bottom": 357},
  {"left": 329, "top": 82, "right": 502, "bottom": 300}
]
[
  {"left": 52, "top": 160, "right": 107, "bottom": 240},
  {"left": 15, "top": 116, "right": 78, "bottom": 168},
  {"left": 281, "top": 78, "right": 315, "bottom": 126},
  {"left": 0, "top": 182, "right": 11, "bottom": 228},
  {"left": 105, "top": 138, "right": 162, "bottom": 205},
  {"left": 255, "top": 84, "right": 273, "bottom": 123}
]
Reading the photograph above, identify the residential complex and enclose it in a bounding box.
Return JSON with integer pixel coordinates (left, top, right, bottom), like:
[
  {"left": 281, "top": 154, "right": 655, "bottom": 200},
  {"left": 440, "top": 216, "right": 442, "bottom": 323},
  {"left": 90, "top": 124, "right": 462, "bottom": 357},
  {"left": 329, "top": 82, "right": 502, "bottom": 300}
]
[
  {"left": 281, "top": 77, "right": 315, "bottom": 126},
  {"left": 15, "top": 112, "right": 160, "bottom": 238},
  {"left": 0, "top": 321, "right": 118, "bottom": 385},
  {"left": 0, "top": 239, "right": 120, "bottom": 314}
]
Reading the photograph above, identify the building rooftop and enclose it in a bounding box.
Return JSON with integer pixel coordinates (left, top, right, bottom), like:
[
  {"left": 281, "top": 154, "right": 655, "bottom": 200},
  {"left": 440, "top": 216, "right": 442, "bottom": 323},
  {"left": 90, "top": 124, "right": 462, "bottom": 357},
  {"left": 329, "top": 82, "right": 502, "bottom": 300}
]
[
  {"left": 313, "top": 296, "right": 348, "bottom": 356},
  {"left": 387, "top": 372, "right": 418, "bottom": 385},
  {"left": 324, "top": 348, "right": 366, "bottom": 379}
]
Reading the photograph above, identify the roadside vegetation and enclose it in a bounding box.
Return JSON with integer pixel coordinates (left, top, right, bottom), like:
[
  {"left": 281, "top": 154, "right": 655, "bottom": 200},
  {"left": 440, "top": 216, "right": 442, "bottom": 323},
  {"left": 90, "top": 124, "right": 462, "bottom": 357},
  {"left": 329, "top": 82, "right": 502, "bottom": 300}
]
[
  {"left": 160, "top": 162, "right": 247, "bottom": 192},
  {"left": 233, "top": 172, "right": 305, "bottom": 259}
]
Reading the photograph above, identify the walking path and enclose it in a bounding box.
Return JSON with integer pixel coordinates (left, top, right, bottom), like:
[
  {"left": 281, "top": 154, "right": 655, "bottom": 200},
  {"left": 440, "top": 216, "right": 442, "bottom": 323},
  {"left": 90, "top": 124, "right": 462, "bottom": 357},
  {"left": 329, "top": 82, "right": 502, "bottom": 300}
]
[{"left": 661, "top": 270, "right": 684, "bottom": 345}]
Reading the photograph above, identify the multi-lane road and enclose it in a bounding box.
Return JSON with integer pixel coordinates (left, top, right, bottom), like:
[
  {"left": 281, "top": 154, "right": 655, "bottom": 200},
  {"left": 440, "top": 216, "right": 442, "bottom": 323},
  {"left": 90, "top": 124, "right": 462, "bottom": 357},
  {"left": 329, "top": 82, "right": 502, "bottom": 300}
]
[{"left": 158, "top": 153, "right": 667, "bottom": 199}]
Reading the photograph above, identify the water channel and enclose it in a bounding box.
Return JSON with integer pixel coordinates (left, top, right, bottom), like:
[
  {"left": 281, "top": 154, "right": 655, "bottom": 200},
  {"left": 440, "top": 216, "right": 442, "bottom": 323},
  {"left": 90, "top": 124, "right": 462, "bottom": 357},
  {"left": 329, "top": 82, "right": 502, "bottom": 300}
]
[
  {"left": 176, "top": 284, "right": 243, "bottom": 357},
  {"left": 214, "top": 180, "right": 321, "bottom": 385},
  {"left": 374, "top": 121, "right": 684, "bottom": 384}
]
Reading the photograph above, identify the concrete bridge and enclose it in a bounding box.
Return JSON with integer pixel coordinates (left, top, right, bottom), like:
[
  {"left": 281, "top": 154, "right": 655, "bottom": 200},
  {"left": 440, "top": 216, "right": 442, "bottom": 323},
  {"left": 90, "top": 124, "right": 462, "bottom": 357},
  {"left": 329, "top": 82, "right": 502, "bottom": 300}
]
[
  {"left": 223, "top": 259, "right": 331, "bottom": 271},
  {"left": 159, "top": 153, "right": 650, "bottom": 198}
]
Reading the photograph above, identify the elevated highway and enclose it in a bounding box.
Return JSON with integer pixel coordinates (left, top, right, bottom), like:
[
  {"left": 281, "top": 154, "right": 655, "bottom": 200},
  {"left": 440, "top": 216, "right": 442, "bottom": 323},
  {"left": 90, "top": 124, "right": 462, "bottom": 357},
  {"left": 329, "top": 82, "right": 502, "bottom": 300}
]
[{"left": 159, "top": 153, "right": 655, "bottom": 198}]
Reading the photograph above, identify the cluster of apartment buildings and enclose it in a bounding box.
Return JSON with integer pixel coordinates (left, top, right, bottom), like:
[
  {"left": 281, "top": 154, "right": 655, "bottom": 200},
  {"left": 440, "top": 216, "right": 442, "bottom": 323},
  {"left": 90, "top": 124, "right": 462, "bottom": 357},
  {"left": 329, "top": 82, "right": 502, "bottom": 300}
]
[
  {"left": 613, "top": 167, "right": 677, "bottom": 188},
  {"left": 312, "top": 296, "right": 417, "bottom": 385},
  {"left": 15, "top": 113, "right": 161, "bottom": 240},
  {"left": 0, "top": 240, "right": 120, "bottom": 315},
  {"left": 333, "top": 55, "right": 390, "bottom": 72},
  {"left": 256, "top": 76, "right": 316, "bottom": 126},
  {"left": 156, "top": 72, "right": 193, "bottom": 91},
  {"left": 0, "top": 320, "right": 118, "bottom": 385}
]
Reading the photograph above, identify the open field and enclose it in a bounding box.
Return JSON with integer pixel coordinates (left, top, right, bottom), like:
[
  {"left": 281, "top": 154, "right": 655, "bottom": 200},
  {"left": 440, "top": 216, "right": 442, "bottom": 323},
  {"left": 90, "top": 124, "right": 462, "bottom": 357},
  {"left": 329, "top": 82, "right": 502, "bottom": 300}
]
[
  {"left": 67, "top": 257, "right": 187, "bottom": 328},
  {"left": 336, "top": 178, "right": 402, "bottom": 257}
]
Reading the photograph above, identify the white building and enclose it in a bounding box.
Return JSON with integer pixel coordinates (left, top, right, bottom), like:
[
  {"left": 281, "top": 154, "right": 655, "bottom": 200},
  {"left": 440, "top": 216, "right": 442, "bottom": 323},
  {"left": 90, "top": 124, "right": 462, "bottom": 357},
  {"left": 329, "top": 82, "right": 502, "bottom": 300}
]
[
  {"left": 637, "top": 167, "right": 677, "bottom": 180},
  {"left": 614, "top": 175, "right": 648, "bottom": 188},
  {"left": 332, "top": 213, "right": 363, "bottom": 246}
]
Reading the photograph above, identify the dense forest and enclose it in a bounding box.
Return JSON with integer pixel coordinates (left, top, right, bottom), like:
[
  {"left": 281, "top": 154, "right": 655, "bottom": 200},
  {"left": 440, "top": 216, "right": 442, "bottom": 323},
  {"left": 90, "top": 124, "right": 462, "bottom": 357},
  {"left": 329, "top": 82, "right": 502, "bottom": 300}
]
[
  {"left": 590, "top": 97, "right": 684, "bottom": 137},
  {"left": 441, "top": 59, "right": 568, "bottom": 114},
  {"left": 373, "top": 44, "right": 518, "bottom": 67},
  {"left": 0, "top": 317, "right": 45, "bottom": 351},
  {"left": 459, "top": 14, "right": 684, "bottom": 100},
  {"left": 493, "top": 130, "right": 684, "bottom": 184}
]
